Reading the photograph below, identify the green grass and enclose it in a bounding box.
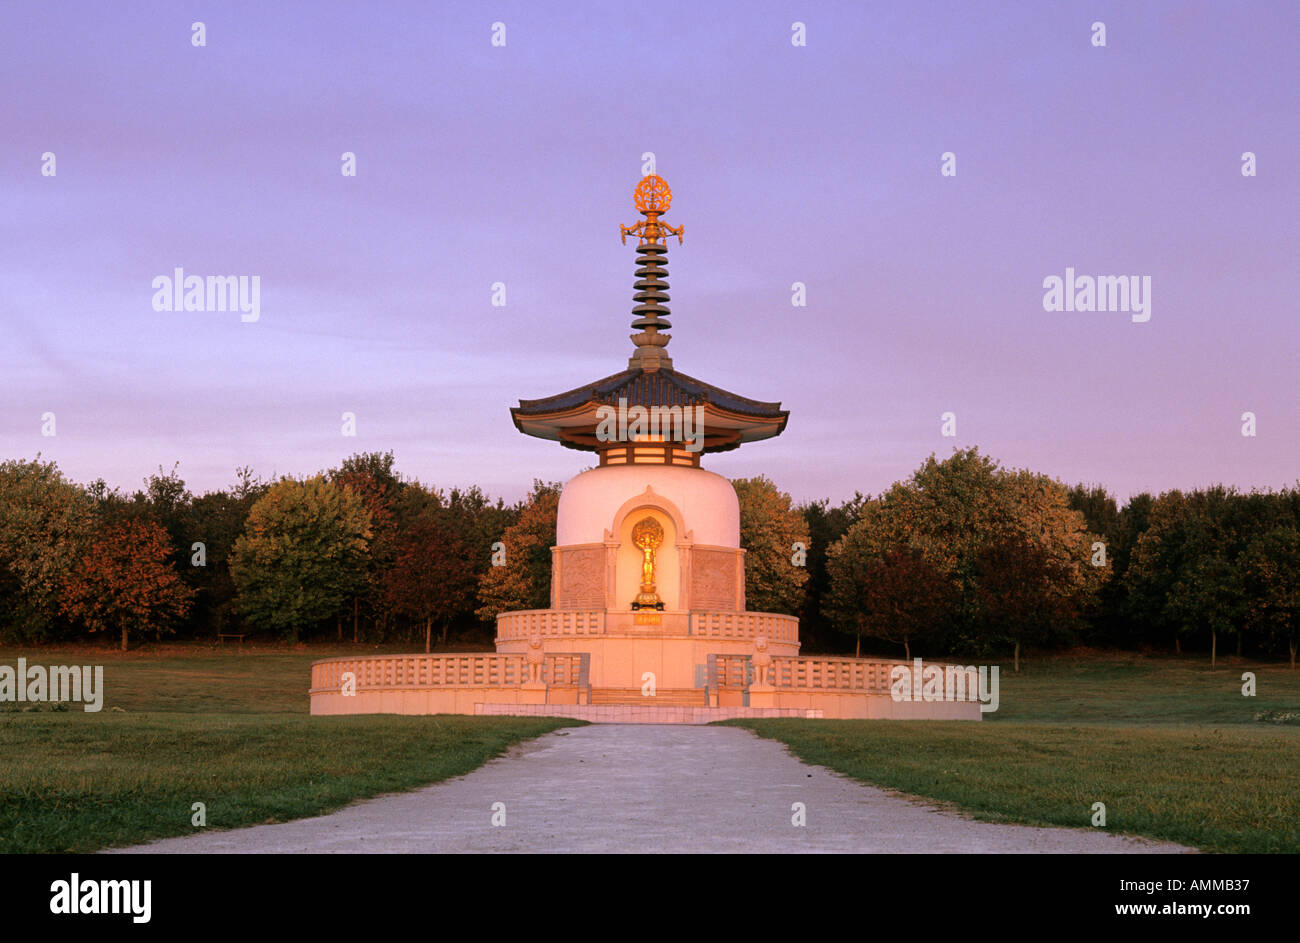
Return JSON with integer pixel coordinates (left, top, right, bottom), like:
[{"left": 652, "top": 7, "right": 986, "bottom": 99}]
[
  {"left": 6, "top": 644, "right": 1299, "bottom": 853},
  {"left": 0, "top": 643, "right": 578, "bottom": 853},
  {"left": 726, "top": 652, "right": 1300, "bottom": 853},
  {"left": 973, "top": 651, "right": 1300, "bottom": 726}
]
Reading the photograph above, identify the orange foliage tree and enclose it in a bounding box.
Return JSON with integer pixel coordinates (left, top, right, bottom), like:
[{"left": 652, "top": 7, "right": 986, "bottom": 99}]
[
  {"left": 61, "top": 518, "right": 194, "bottom": 651},
  {"left": 384, "top": 513, "right": 477, "bottom": 651},
  {"left": 475, "top": 482, "right": 559, "bottom": 622}
]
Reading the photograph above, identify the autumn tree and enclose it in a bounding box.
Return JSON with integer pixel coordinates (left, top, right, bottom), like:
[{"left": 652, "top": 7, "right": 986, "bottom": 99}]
[
  {"left": 60, "top": 518, "right": 194, "bottom": 651},
  {"left": 384, "top": 512, "right": 477, "bottom": 651},
  {"left": 330, "top": 451, "right": 403, "bottom": 641},
  {"left": 230, "top": 476, "right": 372, "bottom": 641},
  {"left": 732, "top": 476, "right": 810, "bottom": 615},
  {"left": 0, "top": 458, "right": 93, "bottom": 641},
  {"left": 475, "top": 481, "right": 559, "bottom": 622},
  {"left": 441, "top": 485, "right": 516, "bottom": 636}
]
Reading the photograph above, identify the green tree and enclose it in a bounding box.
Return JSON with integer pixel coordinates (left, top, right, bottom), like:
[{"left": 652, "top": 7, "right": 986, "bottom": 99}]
[
  {"left": 976, "top": 534, "right": 1078, "bottom": 671},
  {"left": 797, "top": 495, "right": 865, "bottom": 652},
  {"left": 180, "top": 472, "right": 268, "bottom": 637},
  {"left": 230, "top": 476, "right": 372, "bottom": 641},
  {"left": 1125, "top": 486, "right": 1272, "bottom": 659},
  {"left": 0, "top": 457, "right": 93, "bottom": 641},
  {"left": 1167, "top": 552, "right": 1243, "bottom": 668},
  {"left": 825, "top": 449, "right": 1099, "bottom": 655},
  {"left": 1242, "top": 526, "right": 1300, "bottom": 668},
  {"left": 825, "top": 543, "right": 953, "bottom": 658},
  {"left": 1067, "top": 483, "right": 1120, "bottom": 540},
  {"left": 1123, "top": 490, "right": 1193, "bottom": 652},
  {"left": 732, "top": 476, "right": 809, "bottom": 615},
  {"left": 441, "top": 485, "right": 517, "bottom": 638}
]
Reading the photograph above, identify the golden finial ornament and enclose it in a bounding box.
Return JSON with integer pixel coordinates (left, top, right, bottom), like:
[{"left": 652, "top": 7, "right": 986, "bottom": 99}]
[{"left": 621, "top": 174, "right": 684, "bottom": 246}]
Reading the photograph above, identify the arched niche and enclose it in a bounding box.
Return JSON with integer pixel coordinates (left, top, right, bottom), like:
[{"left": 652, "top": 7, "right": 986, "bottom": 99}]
[{"left": 606, "top": 487, "right": 692, "bottom": 611}]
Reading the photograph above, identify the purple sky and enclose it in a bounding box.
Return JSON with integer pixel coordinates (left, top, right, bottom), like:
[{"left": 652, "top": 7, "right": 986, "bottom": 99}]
[{"left": 3, "top": 1, "right": 1297, "bottom": 506}]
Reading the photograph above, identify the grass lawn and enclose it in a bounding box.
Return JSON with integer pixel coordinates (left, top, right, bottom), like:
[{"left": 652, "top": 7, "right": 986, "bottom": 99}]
[
  {"left": 0, "top": 643, "right": 578, "bottom": 853},
  {"left": 727, "top": 651, "right": 1300, "bottom": 853},
  {"left": 5, "top": 644, "right": 1298, "bottom": 854}
]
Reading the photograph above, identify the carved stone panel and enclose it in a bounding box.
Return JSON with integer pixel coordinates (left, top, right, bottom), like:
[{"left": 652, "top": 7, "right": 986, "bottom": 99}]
[
  {"left": 691, "top": 547, "right": 742, "bottom": 611},
  {"left": 555, "top": 546, "right": 607, "bottom": 609}
]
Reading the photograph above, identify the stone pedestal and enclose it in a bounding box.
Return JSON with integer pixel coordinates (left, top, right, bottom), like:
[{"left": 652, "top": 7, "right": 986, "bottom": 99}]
[{"left": 519, "top": 680, "right": 547, "bottom": 704}]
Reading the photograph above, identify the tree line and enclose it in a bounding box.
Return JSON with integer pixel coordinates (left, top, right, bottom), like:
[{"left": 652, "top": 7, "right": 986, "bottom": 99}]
[{"left": 1, "top": 449, "right": 1296, "bottom": 666}]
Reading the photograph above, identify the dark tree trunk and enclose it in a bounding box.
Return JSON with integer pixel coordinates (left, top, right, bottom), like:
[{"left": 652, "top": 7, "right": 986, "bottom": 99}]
[
  {"left": 1291, "top": 641, "right": 1296, "bottom": 670},
  {"left": 121, "top": 628, "right": 128, "bottom": 652},
  {"left": 1014, "top": 641, "right": 1021, "bottom": 673},
  {"left": 1211, "top": 631, "right": 1217, "bottom": 669},
  {"left": 1175, "top": 637, "right": 1181, "bottom": 655},
  {"left": 425, "top": 618, "right": 431, "bottom": 654},
  {"left": 855, "top": 635, "right": 861, "bottom": 658},
  {"left": 903, "top": 636, "right": 910, "bottom": 662},
  {"left": 337, "top": 616, "right": 342, "bottom": 642},
  {"left": 353, "top": 598, "right": 358, "bottom": 644},
  {"left": 440, "top": 621, "right": 448, "bottom": 646}
]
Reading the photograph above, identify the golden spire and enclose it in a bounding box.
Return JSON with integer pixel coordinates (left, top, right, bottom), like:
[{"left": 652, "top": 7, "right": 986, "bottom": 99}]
[{"left": 621, "top": 175, "right": 680, "bottom": 371}]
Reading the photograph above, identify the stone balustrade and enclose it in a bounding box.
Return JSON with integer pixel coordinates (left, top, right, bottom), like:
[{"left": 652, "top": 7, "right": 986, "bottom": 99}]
[
  {"left": 769, "top": 656, "right": 897, "bottom": 694},
  {"left": 495, "top": 609, "right": 800, "bottom": 644},
  {"left": 309, "top": 651, "right": 980, "bottom": 720},
  {"left": 544, "top": 652, "right": 589, "bottom": 687},
  {"left": 495, "top": 610, "right": 606, "bottom": 641},
  {"left": 710, "top": 654, "right": 898, "bottom": 694},
  {"left": 312, "top": 652, "right": 911, "bottom": 697},
  {"left": 711, "top": 654, "right": 752, "bottom": 689},
  {"left": 310, "top": 652, "right": 594, "bottom": 694},
  {"left": 311, "top": 653, "right": 528, "bottom": 692},
  {"left": 689, "top": 611, "right": 799, "bottom": 643}
]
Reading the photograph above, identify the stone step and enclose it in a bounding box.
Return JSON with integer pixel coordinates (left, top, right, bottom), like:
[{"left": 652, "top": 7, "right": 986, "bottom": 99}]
[
  {"left": 589, "top": 687, "right": 709, "bottom": 707},
  {"left": 476, "top": 703, "right": 822, "bottom": 724}
]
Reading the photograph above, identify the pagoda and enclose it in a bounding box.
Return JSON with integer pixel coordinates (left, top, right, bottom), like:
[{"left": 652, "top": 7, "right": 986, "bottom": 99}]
[
  {"left": 309, "top": 176, "right": 982, "bottom": 721},
  {"left": 500, "top": 174, "right": 795, "bottom": 660}
]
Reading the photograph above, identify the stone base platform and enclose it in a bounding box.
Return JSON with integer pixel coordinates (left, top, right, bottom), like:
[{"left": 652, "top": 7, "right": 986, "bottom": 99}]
[{"left": 475, "top": 702, "right": 822, "bottom": 724}]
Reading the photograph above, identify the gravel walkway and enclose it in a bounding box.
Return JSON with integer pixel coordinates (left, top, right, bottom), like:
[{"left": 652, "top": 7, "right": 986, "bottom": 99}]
[{"left": 108, "top": 725, "right": 1192, "bottom": 854}]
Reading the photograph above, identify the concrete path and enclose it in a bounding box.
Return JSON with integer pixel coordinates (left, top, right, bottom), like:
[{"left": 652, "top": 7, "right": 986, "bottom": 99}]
[{"left": 109, "top": 725, "right": 1192, "bottom": 853}]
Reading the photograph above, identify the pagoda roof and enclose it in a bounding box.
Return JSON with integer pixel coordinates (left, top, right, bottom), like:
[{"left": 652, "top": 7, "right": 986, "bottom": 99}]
[{"left": 511, "top": 365, "right": 789, "bottom": 454}]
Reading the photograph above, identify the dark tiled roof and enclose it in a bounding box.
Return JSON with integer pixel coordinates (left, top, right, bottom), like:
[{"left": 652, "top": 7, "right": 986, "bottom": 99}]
[{"left": 514, "top": 367, "right": 786, "bottom": 419}]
